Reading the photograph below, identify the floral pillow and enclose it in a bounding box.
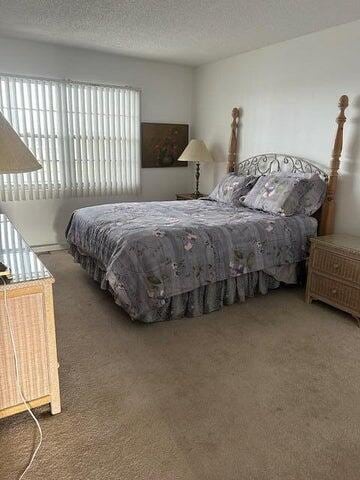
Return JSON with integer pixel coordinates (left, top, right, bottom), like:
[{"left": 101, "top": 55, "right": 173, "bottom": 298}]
[
  {"left": 209, "top": 173, "right": 258, "bottom": 206},
  {"left": 242, "top": 173, "right": 326, "bottom": 216}
]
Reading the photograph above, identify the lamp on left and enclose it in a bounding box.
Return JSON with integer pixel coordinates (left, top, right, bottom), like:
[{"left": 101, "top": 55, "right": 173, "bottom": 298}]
[
  {"left": 0, "top": 111, "right": 42, "bottom": 278},
  {"left": 0, "top": 111, "right": 41, "bottom": 174}
]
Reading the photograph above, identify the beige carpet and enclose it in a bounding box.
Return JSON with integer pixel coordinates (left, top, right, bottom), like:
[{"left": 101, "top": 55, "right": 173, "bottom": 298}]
[{"left": 1, "top": 251, "right": 360, "bottom": 480}]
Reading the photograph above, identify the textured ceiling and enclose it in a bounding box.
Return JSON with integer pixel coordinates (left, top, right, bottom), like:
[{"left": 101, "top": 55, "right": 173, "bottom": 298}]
[{"left": 0, "top": 0, "right": 360, "bottom": 66}]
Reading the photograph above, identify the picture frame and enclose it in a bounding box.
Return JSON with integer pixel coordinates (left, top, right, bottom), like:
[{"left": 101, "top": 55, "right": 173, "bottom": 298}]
[{"left": 141, "top": 122, "right": 189, "bottom": 168}]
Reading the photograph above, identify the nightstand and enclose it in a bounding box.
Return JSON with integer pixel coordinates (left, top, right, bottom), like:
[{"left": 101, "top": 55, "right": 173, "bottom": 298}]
[
  {"left": 176, "top": 193, "right": 206, "bottom": 200},
  {"left": 305, "top": 234, "right": 360, "bottom": 326}
]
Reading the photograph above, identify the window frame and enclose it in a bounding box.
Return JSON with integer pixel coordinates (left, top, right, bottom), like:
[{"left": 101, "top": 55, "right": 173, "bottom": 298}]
[{"left": 0, "top": 73, "right": 141, "bottom": 200}]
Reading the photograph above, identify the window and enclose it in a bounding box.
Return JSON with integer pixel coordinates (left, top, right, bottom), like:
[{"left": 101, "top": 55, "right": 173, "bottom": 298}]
[{"left": 0, "top": 74, "right": 140, "bottom": 201}]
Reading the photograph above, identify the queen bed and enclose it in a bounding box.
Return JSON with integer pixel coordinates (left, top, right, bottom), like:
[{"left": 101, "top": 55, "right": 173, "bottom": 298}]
[{"left": 66, "top": 96, "right": 349, "bottom": 323}]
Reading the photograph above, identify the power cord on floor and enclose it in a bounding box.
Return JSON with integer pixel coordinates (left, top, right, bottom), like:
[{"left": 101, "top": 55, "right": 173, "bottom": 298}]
[{"left": 1, "top": 277, "right": 43, "bottom": 479}]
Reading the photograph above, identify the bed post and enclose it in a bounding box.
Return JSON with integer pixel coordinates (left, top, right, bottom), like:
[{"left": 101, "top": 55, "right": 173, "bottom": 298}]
[
  {"left": 319, "top": 95, "right": 349, "bottom": 236},
  {"left": 227, "top": 107, "right": 240, "bottom": 173}
]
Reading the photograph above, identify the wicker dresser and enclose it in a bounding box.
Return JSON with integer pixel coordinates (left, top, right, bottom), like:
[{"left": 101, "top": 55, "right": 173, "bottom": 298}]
[
  {"left": 305, "top": 234, "right": 360, "bottom": 326},
  {"left": 0, "top": 214, "right": 61, "bottom": 419}
]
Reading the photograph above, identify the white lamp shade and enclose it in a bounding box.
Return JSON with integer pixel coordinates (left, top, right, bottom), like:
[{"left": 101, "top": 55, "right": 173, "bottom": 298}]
[
  {"left": 178, "top": 139, "right": 213, "bottom": 163},
  {"left": 0, "top": 111, "right": 41, "bottom": 173}
]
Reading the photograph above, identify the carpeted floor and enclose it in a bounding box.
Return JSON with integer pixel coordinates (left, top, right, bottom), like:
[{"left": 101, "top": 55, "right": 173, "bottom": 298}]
[{"left": 1, "top": 251, "right": 360, "bottom": 480}]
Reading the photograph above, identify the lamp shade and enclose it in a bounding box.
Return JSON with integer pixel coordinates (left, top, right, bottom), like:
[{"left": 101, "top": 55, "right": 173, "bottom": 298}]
[
  {"left": 0, "top": 111, "right": 41, "bottom": 173},
  {"left": 178, "top": 139, "right": 213, "bottom": 163}
]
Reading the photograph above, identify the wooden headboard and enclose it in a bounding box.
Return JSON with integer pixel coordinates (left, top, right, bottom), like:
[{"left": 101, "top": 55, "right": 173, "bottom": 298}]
[{"left": 226, "top": 96, "right": 349, "bottom": 235}]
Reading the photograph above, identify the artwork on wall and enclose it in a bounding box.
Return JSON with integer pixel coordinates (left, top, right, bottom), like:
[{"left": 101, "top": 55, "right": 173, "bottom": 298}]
[{"left": 141, "top": 122, "right": 189, "bottom": 168}]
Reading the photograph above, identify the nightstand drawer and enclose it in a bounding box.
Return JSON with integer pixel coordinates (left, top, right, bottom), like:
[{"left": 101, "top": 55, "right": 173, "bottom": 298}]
[
  {"left": 311, "top": 273, "right": 359, "bottom": 311},
  {"left": 312, "top": 247, "right": 360, "bottom": 283}
]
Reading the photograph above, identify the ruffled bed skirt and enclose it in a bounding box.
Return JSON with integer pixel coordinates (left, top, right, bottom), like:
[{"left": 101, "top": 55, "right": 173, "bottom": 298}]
[
  {"left": 139, "top": 272, "right": 282, "bottom": 323},
  {"left": 69, "top": 245, "right": 302, "bottom": 323}
]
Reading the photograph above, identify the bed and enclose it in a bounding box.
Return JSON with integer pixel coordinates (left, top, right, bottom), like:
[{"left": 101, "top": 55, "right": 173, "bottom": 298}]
[{"left": 66, "top": 95, "right": 349, "bottom": 323}]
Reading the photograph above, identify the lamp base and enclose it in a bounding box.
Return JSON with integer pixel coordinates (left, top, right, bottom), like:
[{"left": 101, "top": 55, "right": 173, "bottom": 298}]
[
  {"left": 195, "top": 162, "right": 201, "bottom": 197},
  {"left": 0, "top": 261, "right": 12, "bottom": 280}
]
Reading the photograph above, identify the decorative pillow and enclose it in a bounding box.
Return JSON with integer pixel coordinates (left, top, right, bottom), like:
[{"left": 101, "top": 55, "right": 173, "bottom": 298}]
[
  {"left": 242, "top": 173, "right": 326, "bottom": 216},
  {"left": 297, "top": 174, "right": 327, "bottom": 215},
  {"left": 209, "top": 173, "right": 258, "bottom": 206}
]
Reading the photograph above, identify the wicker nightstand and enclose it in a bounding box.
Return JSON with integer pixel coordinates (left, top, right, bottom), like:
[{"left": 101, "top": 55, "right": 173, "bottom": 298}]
[
  {"left": 305, "top": 234, "right": 360, "bottom": 326},
  {"left": 176, "top": 193, "right": 206, "bottom": 200}
]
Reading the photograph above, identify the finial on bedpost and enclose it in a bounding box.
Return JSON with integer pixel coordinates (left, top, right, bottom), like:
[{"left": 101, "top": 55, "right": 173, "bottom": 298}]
[
  {"left": 227, "top": 107, "right": 240, "bottom": 173},
  {"left": 319, "top": 95, "right": 349, "bottom": 236}
]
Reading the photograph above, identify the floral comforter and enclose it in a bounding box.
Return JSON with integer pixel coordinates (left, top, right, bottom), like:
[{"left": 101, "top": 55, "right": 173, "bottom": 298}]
[{"left": 66, "top": 199, "right": 317, "bottom": 319}]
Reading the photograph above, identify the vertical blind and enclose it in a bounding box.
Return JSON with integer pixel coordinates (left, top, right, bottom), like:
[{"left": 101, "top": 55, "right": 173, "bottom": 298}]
[{"left": 0, "top": 74, "right": 140, "bottom": 201}]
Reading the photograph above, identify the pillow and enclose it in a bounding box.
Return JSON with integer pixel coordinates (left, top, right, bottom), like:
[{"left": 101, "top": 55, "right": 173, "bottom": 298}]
[
  {"left": 242, "top": 173, "right": 326, "bottom": 216},
  {"left": 266, "top": 172, "right": 327, "bottom": 216},
  {"left": 209, "top": 173, "right": 258, "bottom": 206}
]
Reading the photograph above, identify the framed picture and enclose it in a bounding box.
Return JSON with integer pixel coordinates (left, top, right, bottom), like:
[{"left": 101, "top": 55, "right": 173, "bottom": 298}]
[{"left": 141, "top": 122, "right": 189, "bottom": 168}]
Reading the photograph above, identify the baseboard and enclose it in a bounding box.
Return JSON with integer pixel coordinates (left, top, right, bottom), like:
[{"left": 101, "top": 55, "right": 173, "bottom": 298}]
[{"left": 32, "top": 243, "right": 68, "bottom": 253}]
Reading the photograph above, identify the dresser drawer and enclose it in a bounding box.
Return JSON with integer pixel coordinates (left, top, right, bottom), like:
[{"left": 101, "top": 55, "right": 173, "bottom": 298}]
[
  {"left": 312, "top": 247, "right": 360, "bottom": 284},
  {"left": 310, "top": 273, "right": 360, "bottom": 312}
]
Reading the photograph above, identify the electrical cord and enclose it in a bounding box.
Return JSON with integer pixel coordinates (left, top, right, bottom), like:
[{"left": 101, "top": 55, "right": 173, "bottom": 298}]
[{"left": 1, "top": 277, "right": 43, "bottom": 480}]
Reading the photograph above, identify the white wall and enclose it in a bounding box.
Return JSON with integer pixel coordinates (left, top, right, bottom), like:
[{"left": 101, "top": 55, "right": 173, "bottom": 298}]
[
  {"left": 194, "top": 20, "right": 360, "bottom": 236},
  {"left": 0, "top": 37, "right": 194, "bottom": 246}
]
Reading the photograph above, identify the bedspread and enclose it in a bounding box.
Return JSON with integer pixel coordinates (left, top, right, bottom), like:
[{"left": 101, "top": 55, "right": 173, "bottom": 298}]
[{"left": 66, "top": 199, "right": 317, "bottom": 319}]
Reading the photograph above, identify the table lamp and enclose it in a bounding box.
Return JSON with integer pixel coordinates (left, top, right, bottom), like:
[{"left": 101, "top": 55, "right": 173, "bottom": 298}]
[
  {"left": 178, "top": 139, "right": 213, "bottom": 198},
  {"left": 0, "top": 111, "right": 42, "bottom": 278},
  {"left": 0, "top": 111, "right": 42, "bottom": 174}
]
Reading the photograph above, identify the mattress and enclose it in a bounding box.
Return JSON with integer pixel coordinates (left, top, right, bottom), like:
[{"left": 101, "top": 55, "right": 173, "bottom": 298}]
[{"left": 66, "top": 199, "right": 317, "bottom": 321}]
